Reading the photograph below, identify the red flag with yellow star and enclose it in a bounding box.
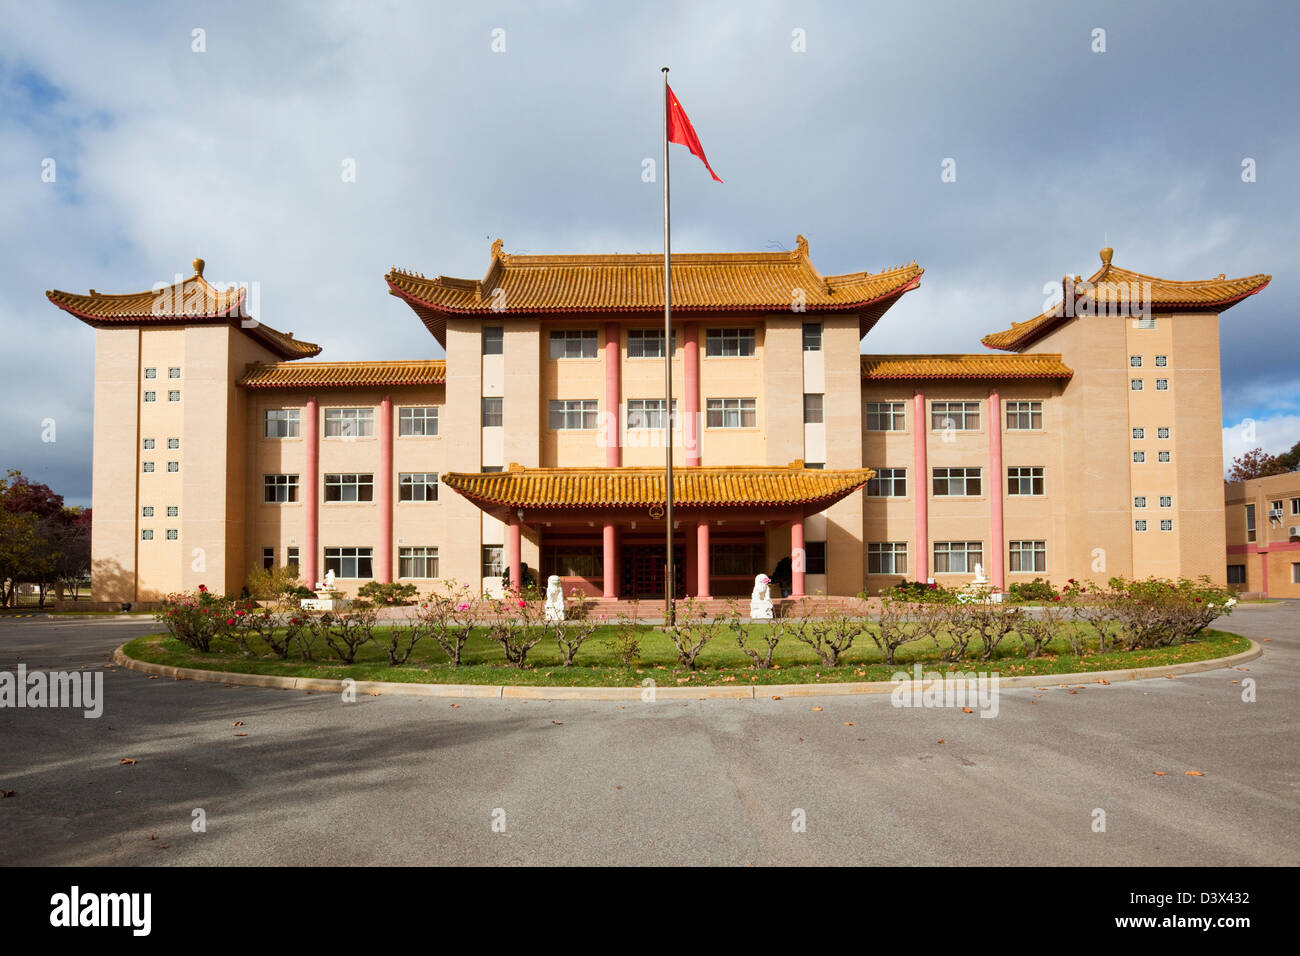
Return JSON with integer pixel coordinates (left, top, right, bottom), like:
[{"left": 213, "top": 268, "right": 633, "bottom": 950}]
[{"left": 666, "top": 85, "right": 722, "bottom": 183}]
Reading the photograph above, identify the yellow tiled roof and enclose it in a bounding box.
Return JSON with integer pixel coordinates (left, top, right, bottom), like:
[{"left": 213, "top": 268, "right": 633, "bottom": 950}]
[
  {"left": 443, "top": 462, "right": 875, "bottom": 511},
  {"left": 982, "top": 248, "right": 1271, "bottom": 352},
  {"left": 861, "top": 353, "right": 1073, "bottom": 380},
  {"left": 388, "top": 236, "right": 922, "bottom": 345},
  {"left": 47, "top": 259, "right": 322, "bottom": 360},
  {"left": 238, "top": 360, "right": 446, "bottom": 389}
]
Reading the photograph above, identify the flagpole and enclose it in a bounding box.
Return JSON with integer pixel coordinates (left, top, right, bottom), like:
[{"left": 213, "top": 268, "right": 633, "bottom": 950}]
[{"left": 661, "top": 66, "right": 675, "bottom": 627}]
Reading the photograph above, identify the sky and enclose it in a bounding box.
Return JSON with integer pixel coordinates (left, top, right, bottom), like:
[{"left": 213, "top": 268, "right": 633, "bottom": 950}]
[{"left": 1, "top": 0, "right": 1295, "bottom": 507}]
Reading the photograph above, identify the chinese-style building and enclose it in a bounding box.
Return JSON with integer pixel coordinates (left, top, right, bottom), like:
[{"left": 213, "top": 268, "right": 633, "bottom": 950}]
[{"left": 48, "top": 237, "right": 1269, "bottom": 602}]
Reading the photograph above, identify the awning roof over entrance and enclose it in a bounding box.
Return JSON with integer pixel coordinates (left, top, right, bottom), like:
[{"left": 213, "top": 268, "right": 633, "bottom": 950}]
[{"left": 442, "top": 461, "right": 874, "bottom": 512}]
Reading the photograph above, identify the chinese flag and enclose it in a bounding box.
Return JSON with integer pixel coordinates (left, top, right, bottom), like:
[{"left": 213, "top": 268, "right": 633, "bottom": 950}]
[{"left": 667, "top": 85, "right": 723, "bottom": 183}]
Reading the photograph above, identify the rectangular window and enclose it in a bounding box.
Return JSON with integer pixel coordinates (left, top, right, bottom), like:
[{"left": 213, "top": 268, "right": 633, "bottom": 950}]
[
  {"left": 167, "top": 506, "right": 178, "bottom": 517},
  {"left": 167, "top": 438, "right": 179, "bottom": 450},
  {"left": 1269, "top": 499, "right": 1283, "bottom": 517},
  {"left": 166, "top": 461, "right": 179, "bottom": 473},
  {"left": 1005, "top": 401, "right": 1043, "bottom": 430},
  {"left": 398, "top": 406, "right": 439, "bottom": 437},
  {"left": 932, "top": 466, "right": 982, "bottom": 497},
  {"left": 1160, "top": 519, "right": 1173, "bottom": 532},
  {"left": 1135, "top": 520, "right": 1148, "bottom": 532},
  {"left": 867, "top": 542, "right": 908, "bottom": 575},
  {"left": 1134, "top": 496, "right": 1147, "bottom": 508},
  {"left": 324, "top": 407, "right": 374, "bottom": 438},
  {"left": 1157, "top": 426, "right": 1170, "bottom": 439},
  {"left": 805, "top": 462, "right": 824, "bottom": 470},
  {"left": 1227, "top": 565, "right": 1246, "bottom": 585},
  {"left": 165, "top": 529, "right": 178, "bottom": 541},
  {"left": 1130, "top": 379, "right": 1143, "bottom": 391},
  {"left": 1154, "top": 355, "right": 1167, "bottom": 367},
  {"left": 1294, "top": 563, "right": 1300, "bottom": 585},
  {"left": 398, "top": 473, "right": 439, "bottom": 502},
  {"left": 264, "top": 474, "right": 299, "bottom": 503},
  {"left": 705, "top": 398, "right": 757, "bottom": 428},
  {"left": 544, "top": 546, "right": 604, "bottom": 578},
  {"left": 865, "top": 402, "right": 907, "bottom": 431},
  {"left": 141, "top": 529, "right": 154, "bottom": 541},
  {"left": 144, "top": 368, "right": 157, "bottom": 379},
  {"left": 142, "top": 461, "right": 155, "bottom": 473},
  {"left": 1156, "top": 378, "right": 1169, "bottom": 391},
  {"left": 143, "top": 438, "right": 155, "bottom": 450},
  {"left": 705, "top": 328, "right": 756, "bottom": 357},
  {"left": 324, "top": 473, "right": 374, "bottom": 503},
  {"left": 1007, "top": 466, "right": 1045, "bottom": 496},
  {"left": 168, "top": 367, "right": 181, "bottom": 379},
  {"left": 1137, "top": 316, "right": 1156, "bottom": 329},
  {"left": 1291, "top": 498, "right": 1300, "bottom": 516},
  {"left": 1130, "top": 355, "right": 1142, "bottom": 367},
  {"left": 1158, "top": 450, "right": 1171, "bottom": 463},
  {"left": 549, "top": 329, "right": 599, "bottom": 359},
  {"left": 803, "top": 393, "right": 824, "bottom": 424},
  {"left": 399, "top": 546, "right": 439, "bottom": 579},
  {"left": 626, "top": 398, "right": 677, "bottom": 430},
  {"left": 264, "top": 408, "right": 300, "bottom": 438},
  {"left": 1132, "top": 427, "right": 1145, "bottom": 439},
  {"left": 481, "top": 397, "right": 503, "bottom": 427},
  {"left": 934, "top": 541, "right": 983, "bottom": 574},
  {"left": 482, "top": 545, "right": 504, "bottom": 578},
  {"left": 1133, "top": 451, "right": 1146, "bottom": 463},
  {"left": 867, "top": 467, "right": 907, "bottom": 497},
  {"left": 627, "top": 329, "right": 673, "bottom": 358},
  {"left": 1160, "top": 496, "right": 1172, "bottom": 508},
  {"left": 324, "top": 547, "right": 373, "bottom": 579},
  {"left": 1246, "top": 504, "right": 1256, "bottom": 542},
  {"left": 548, "top": 399, "right": 599, "bottom": 430},
  {"left": 142, "top": 506, "right": 154, "bottom": 517},
  {"left": 805, "top": 541, "right": 827, "bottom": 575},
  {"left": 1008, "top": 540, "right": 1046, "bottom": 573},
  {"left": 143, "top": 391, "right": 156, "bottom": 403},
  {"left": 802, "top": 322, "right": 822, "bottom": 351},
  {"left": 482, "top": 326, "right": 504, "bottom": 355},
  {"left": 931, "top": 401, "right": 981, "bottom": 431},
  {"left": 710, "top": 543, "right": 766, "bottom": 577},
  {"left": 287, "top": 547, "right": 299, "bottom": 570},
  {"left": 263, "top": 547, "right": 275, "bottom": 570},
  {"left": 168, "top": 390, "right": 180, "bottom": 402}
]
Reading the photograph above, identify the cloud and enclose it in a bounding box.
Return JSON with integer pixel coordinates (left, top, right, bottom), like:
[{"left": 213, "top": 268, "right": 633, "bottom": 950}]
[{"left": 1223, "top": 415, "right": 1300, "bottom": 467}]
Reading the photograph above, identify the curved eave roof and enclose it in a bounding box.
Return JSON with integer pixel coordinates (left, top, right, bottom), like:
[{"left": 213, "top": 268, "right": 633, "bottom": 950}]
[
  {"left": 387, "top": 236, "right": 922, "bottom": 345},
  {"left": 238, "top": 360, "right": 446, "bottom": 389},
  {"left": 861, "top": 353, "right": 1073, "bottom": 380},
  {"left": 982, "top": 250, "right": 1271, "bottom": 352},
  {"left": 47, "top": 268, "right": 321, "bottom": 360},
  {"left": 442, "top": 464, "right": 875, "bottom": 511}
]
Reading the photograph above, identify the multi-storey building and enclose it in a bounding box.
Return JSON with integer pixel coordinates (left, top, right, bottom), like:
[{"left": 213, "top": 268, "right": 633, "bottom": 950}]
[
  {"left": 47, "top": 239, "right": 1269, "bottom": 602},
  {"left": 1225, "top": 472, "right": 1300, "bottom": 597}
]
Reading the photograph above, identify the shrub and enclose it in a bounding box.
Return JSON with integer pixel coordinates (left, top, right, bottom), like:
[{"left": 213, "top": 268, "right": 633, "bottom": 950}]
[
  {"left": 886, "top": 580, "right": 953, "bottom": 603},
  {"left": 664, "top": 598, "right": 724, "bottom": 670},
  {"left": 379, "top": 620, "right": 430, "bottom": 666},
  {"left": 485, "top": 588, "right": 548, "bottom": 668},
  {"left": 245, "top": 564, "right": 304, "bottom": 600},
  {"left": 554, "top": 616, "right": 600, "bottom": 666},
  {"left": 357, "top": 581, "right": 419, "bottom": 607},
  {"left": 725, "top": 602, "right": 783, "bottom": 668},
  {"left": 610, "top": 602, "right": 642, "bottom": 666},
  {"left": 321, "top": 603, "right": 378, "bottom": 664},
  {"left": 1017, "top": 604, "right": 1066, "bottom": 658},
  {"left": 417, "top": 582, "right": 479, "bottom": 667},
  {"left": 968, "top": 602, "right": 1025, "bottom": 661},
  {"left": 870, "top": 595, "right": 930, "bottom": 665},
  {"left": 789, "top": 605, "right": 861, "bottom": 666},
  {"left": 1005, "top": 577, "right": 1057, "bottom": 604},
  {"left": 225, "top": 600, "right": 277, "bottom": 657},
  {"left": 154, "top": 585, "right": 231, "bottom": 652}
]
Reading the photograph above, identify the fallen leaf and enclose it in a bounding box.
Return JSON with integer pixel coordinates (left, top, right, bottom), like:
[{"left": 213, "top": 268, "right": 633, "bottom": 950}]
[
  {"left": 449, "top": 703, "right": 459, "bottom": 708},
  {"left": 937, "top": 739, "right": 945, "bottom": 744},
  {"left": 148, "top": 675, "right": 158, "bottom": 680},
  {"left": 961, "top": 707, "right": 973, "bottom": 713},
  {"left": 811, "top": 706, "right": 823, "bottom": 712},
  {"left": 1068, "top": 690, "right": 1078, "bottom": 695},
  {"left": 615, "top": 785, "right": 622, "bottom": 790},
  {"left": 1185, "top": 770, "right": 1205, "bottom": 777},
  {"left": 119, "top": 758, "right": 137, "bottom": 766},
  {"left": 1096, "top": 679, "right": 1110, "bottom": 685},
  {"left": 1236, "top": 667, "right": 1250, "bottom": 672},
  {"left": 771, "top": 696, "right": 782, "bottom": 700},
  {"left": 1164, "top": 674, "right": 1176, "bottom": 679},
  {"left": 1230, "top": 680, "right": 1239, "bottom": 685},
  {"left": 1152, "top": 771, "right": 1166, "bottom": 776},
  {"left": 843, "top": 721, "right": 855, "bottom": 726},
  {"left": 551, "top": 720, "right": 563, "bottom": 725},
  {"left": 0, "top": 790, "right": 14, "bottom": 798},
  {"left": 234, "top": 733, "right": 247, "bottom": 737},
  {"left": 233, "top": 721, "right": 244, "bottom": 727}
]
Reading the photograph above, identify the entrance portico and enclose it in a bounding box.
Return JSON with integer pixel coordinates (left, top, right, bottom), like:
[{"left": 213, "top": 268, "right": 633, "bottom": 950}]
[{"left": 443, "top": 461, "right": 872, "bottom": 600}]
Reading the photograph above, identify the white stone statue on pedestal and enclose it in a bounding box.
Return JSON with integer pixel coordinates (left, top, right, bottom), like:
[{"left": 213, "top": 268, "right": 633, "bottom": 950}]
[
  {"left": 750, "top": 573, "right": 774, "bottom": 619},
  {"left": 544, "top": 575, "right": 566, "bottom": 623},
  {"left": 324, "top": 568, "right": 337, "bottom": 591},
  {"left": 972, "top": 563, "right": 988, "bottom": 585}
]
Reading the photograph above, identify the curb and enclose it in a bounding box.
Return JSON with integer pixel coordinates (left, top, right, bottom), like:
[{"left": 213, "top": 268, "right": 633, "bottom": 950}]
[{"left": 111, "top": 638, "right": 1262, "bottom": 701}]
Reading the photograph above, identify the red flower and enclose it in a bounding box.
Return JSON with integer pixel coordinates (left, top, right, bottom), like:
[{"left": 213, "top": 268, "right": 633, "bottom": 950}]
[
  {"left": 226, "top": 618, "right": 235, "bottom": 625},
  {"left": 198, "top": 585, "right": 207, "bottom": 592},
  {"left": 518, "top": 599, "right": 526, "bottom": 608},
  {"left": 1052, "top": 595, "right": 1061, "bottom": 602}
]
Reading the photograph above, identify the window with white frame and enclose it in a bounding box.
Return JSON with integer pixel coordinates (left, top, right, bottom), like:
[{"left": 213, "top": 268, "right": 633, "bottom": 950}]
[
  {"left": 1008, "top": 540, "right": 1046, "bottom": 573},
  {"left": 706, "top": 398, "right": 756, "bottom": 428},
  {"left": 287, "top": 547, "right": 299, "bottom": 570},
  {"left": 144, "top": 391, "right": 156, "bottom": 403},
  {"left": 803, "top": 393, "right": 824, "bottom": 424},
  {"left": 1134, "top": 496, "right": 1147, "bottom": 508},
  {"left": 167, "top": 506, "right": 178, "bottom": 517},
  {"left": 481, "top": 545, "right": 504, "bottom": 578},
  {"left": 324, "top": 473, "right": 374, "bottom": 502},
  {"left": 1157, "top": 426, "right": 1170, "bottom": 439},
  {"left": 399, "top": 406, "right": 439, "bottom": 436},
  {"left": 141, "top": 529, "right": 154, "bottom": 541},
  {"left": 1132, "top": 427, "right": 1145, "bottom": 439},
  {"left": 399, "top": 473, "right": 439, "bottom": 502},
  {"left": 166, "top": 529, "right": 178, "bottom": 541},
  {"left": 1007, "top": 466, "right": 1044, "bottom": 496},
  {"left": 141, "top": 506, "right": 154, "bottom": 517},
  {"left": 1005, "top": 401, "right": 1043, "bottom": 430},
  {"left": 934, "top": 541, "right": 983, "bottom": 574},
  {"left": 1246, "top": 504, "right": 1255, "bottom": 542},
  {"left": 802, "top": 322, "right": 823, "bottom": 351},
  {"left": 866, "top": 402, "right": 906, "bottom": 431},
  {"left": 932, "top": 466, "right": 982, "bottom": 496},
  {"left": 264, "top": 408, "right": 300, "bottom": 438},
  {"left": 1154, "top": 355, "right": 1167, "bottom": 367},
  {"left": 167, "top": 438, "right": 179, "bottom": 450},
  {"left": 143, "top": 438, "right": 155, "bottom": 450},
  {"left": 1160, "top": 496, "right": 1172, "bottom": 508},
  {"left": 549, "top": 399, "right": 599, "bottom": 430},
  {"left": 142, "top": 461, "right": 155, "bottom": 473},
  {"left": 262, "top": 547, "right": 275, "bottom": 569},
  {"left": 705, "top": 328, "right": 756, "bottom": 357},
  {"left": 264, "top": 474, "right": 299, "bottom": 503},
  {"left": 1160, "top": 519, "right": 1173, "bottom": 531},
  {"left": 144, "top": 368, "right": 157, "bottom": 379},
  {"left": 399, "top": 546, "right": 439, "bottom": 579},
  {"left": 549, "top": 329, "right": 598, "bottom": 359},
  {"left": 1137, "top": 316, "right": 1156, "bottom": 329},
  {"left": 482, "top": 326, "right": 504, "bottom": 355},
  {"left": 166, "top": 461, "right": 179, "bottom": 473},
  {"left": 627, "top": 329, "right": 673, "bottom": 358},
  {"left": 626, "top": 398, "right": 676, "bottom": 430},
  {"left": 324, "top": 547, "right": 373, "bottom": 579},
  {"left": 1133, "top": 451, "right": 1146, "bottom": 463},
  {"left": 1156, "top": 378, "right": 1169, "bottom": 391},
  {"left": 867, "top": 467, "right": 907, "bottom": 497},
  {"left": 1130, "top": 379, "right": 1143, "bottom": 391},
  {"left": 931, "top": 401, "right": 980, "bottom": 430},
  {"left": 481, "top": 397, "right": 503, "bottom": 427},
  {"left": 1135, "top": 520, "right": 1148, "bottom": 532},
  {"left": 1158, "top": 450, "right": 1171, "bottom": 462},
  {"left": 867, "top": 542, "right": 907, "bottom": 575},
  {"left": 168, "top": 367, "right": 181, "bottom": 379},
  {"left": 1130, "top": 355, "right": 1142, "bottom": 367},
  {"left": 1292, "top": 498, "right": 1300, "bottom": 516},
  {"left": 324, "top": 407, "right": 374, "bottom": 438},
  {"left": 168, "top": 390, "right": 180, "bottom": 402}
]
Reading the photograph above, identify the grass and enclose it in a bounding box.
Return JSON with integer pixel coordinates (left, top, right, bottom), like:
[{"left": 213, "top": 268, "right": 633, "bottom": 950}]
[{"left": 120, "top": 622, "right": 1250, "bottom": 688}]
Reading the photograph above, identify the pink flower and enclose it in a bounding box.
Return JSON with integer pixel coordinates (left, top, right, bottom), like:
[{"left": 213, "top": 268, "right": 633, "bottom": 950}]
[
  {"left": 236, "top": 609, "right": 246, "bottom": 617},
  {"left": 518, "top": 599, "right": 526, "bottom": 608},
  {"left": 457, "top": 603, "right": 469, "bottom": 611},
  {"left": 226, "top": 618, "right": 235, "bottom": 625},
  {"left": 198, "top": 585, "right": 207, "bottom": 592}
]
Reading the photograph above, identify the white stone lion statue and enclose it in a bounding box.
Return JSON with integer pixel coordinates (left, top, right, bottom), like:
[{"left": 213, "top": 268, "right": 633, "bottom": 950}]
[{"left": 750, "top": 573, "right": 774, "bottom": 619}]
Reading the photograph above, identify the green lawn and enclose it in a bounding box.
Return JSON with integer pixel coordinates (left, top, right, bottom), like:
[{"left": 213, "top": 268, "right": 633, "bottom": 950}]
[{"left": 120, "top": 623, "right": 1250, "bottom": 688}]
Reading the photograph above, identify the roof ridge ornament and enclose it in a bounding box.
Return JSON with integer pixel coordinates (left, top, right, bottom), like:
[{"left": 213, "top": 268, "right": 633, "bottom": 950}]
[
  {"left": 794, "top": 234, "right": 809, "bottom": 258},
  {"left": 1100, "top": 246, "right": 1113, "bottom": 267},
  {"left": 193, "top": 257, "right": 205, "bottom": 277}
]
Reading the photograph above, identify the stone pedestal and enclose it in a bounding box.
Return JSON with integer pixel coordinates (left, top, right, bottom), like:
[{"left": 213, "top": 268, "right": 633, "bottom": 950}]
[{"left": 301, "top": 589, "right": 350, "bottom": 612}]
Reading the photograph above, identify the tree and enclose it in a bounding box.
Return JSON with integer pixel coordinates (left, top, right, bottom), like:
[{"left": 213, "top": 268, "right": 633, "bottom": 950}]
[
  {"left": 1277, "top": 439, "right": 1300, "bottom": 473},
  {"left": 1227, "top": 448, "right": 1287, "bottom": 482},
  {"left": 1, "top": 472, "right": 90, "bottom": 607}
]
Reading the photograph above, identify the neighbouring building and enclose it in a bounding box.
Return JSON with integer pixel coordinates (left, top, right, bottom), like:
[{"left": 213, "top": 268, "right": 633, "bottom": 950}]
[
  {"left": 1225, "top": 473, "right": 1300, "bottom": 597},
  {"left": 47, "top": 238, "right": 1269, "bottom": 602}
]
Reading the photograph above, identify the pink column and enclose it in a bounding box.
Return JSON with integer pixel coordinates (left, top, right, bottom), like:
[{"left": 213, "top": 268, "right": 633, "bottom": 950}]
[
  {"left": 602, "top": 521, "right": 617, "bottom": 598},
  {"left": 987, "top": 388, "right": 1004, "bottom": 591},
  {"left": 303, "top": 397, "right": 319, "bottom": 587},
  {"left": 791, "top": 514, "right": 805, "bottom": 598},
  {"left": 604, "top": 322, "right": 621, "bottom": 467},
  {"left": 507, "top": 513, "right": 522, "bottom": 593},
  {"left": 378, "top": 396, "right": 393, "bottom": 583},
  {"left": 696, "top": 521, "right": 711, "bottom": 598},
  {"left": 1260, "top": 552, "right": 1269, "bottom": 597},
  {"left": 912, "top": 389, "right": 929, "bottom": 582},
  {"left": 683, "top": 322, "right": 701, "bottom": 466}
]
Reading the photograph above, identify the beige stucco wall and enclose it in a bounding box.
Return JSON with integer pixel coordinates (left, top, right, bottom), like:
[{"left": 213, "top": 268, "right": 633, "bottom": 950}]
[{"left": 1225, "top": 472, "right": 1300, "bottom": 597}]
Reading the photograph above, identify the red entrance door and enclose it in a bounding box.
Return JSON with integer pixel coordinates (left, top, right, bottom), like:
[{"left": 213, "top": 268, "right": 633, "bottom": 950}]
[{"left": 622, "top": 545, "right": 685, "bottom": 599}]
